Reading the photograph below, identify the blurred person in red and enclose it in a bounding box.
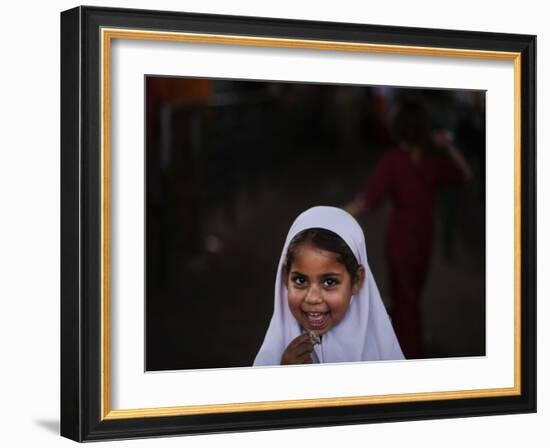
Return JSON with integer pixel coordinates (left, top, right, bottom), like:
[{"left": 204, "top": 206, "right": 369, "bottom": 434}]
[{"left": 345, "top": 101, "right": 473, "bottom": 359}]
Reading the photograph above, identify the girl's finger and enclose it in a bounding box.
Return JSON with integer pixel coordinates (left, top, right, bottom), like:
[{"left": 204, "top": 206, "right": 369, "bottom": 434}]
[
  {"left": 287, "top": 333, "right": 311, "bottom": 350},
  {"left": 297, "top": 353, "right": 313, "bottom": 364},
  {"left": 292, "top": 340, "right": 314, "bottom": 357}
]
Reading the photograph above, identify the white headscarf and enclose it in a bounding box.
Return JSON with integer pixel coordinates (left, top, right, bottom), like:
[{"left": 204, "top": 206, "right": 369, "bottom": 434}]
[{"left": 253, "top": 206, "right": 404, "bottom": 366}]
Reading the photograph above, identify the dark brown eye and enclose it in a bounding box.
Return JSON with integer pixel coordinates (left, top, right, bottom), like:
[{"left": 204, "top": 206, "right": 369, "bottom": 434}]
[
  {"left": 324, "top": 277, "right": 339, "bottom": 287},
  {"left": 291, "top": 275, "right": 307, "bottom": 286}
]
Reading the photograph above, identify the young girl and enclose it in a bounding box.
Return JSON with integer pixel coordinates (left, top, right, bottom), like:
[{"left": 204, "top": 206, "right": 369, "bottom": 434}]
[
  {"left": 345, "top": 101, "right": 472, "bottom": 359},
  {"left": 253, "top": 206, "right": 404, "bottom": 366}
]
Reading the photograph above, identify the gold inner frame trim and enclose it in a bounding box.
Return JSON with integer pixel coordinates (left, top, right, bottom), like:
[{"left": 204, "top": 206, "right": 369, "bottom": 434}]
[{"left": 100, "top": 27, "right": 522, "bottom": 420}]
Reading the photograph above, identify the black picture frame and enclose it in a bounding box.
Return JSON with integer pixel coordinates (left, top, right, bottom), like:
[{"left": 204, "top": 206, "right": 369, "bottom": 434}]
[{"left": 61, "top": 5, "right": 536, "bottom": 442}]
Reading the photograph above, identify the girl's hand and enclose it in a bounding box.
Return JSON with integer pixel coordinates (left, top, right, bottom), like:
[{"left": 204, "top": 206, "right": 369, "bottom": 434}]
[
  {"left": 343, "top": 197, "right": 365, "bottom": 217},
  {"left": 432, "top": 129, "right": 454, "bottom": 151},
  {"left": 432, "top": 129, "right": 473, "bottom": 181},
  {"left": 281, "top": 333, "right": 314, "bottom": 365}
]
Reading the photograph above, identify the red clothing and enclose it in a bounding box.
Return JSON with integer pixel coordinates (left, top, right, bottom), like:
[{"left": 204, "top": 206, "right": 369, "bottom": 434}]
[{"left": 362, "top": 148, "right": 465, "bottom": 358}]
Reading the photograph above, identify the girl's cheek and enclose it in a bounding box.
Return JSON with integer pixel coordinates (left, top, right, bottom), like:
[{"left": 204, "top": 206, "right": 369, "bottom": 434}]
[
  {"left": 288, "top": 286, "right": 304, "bottom": 300},
  {"left": 289, "top": 283, "right": 306, "bottom": 294},
  {"left": 325, "top": 288, "right": 343, "bottom": 299}
]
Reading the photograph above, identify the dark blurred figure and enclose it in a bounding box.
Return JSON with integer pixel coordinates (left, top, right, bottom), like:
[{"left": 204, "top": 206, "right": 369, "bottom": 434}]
[{"left": 345, "top": 101, "right": 473, "bottom": 359}]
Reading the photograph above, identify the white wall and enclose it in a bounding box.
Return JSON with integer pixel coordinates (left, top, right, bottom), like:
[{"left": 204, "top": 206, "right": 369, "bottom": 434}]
[{"left": 0, "top": 1, "right": 546, "bottom": 446}]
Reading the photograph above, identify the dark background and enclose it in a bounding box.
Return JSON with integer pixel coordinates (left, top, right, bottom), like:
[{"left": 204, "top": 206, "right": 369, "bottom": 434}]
[{"left": 145, "top": 76, "right": 486, "bottom": 371}]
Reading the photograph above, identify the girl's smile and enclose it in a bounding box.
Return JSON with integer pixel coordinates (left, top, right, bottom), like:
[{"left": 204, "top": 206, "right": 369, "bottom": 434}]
[
  {"left": 285, "top": 242, "right": 363, "bottom": 335},
  {"left": 303, "top": 311, "right": 329, "bottom": 330}
]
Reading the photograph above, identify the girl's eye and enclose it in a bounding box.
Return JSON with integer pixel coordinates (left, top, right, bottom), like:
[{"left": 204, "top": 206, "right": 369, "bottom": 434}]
[
  {"left": 291, "top": 275, "right": 307, "bottom": 286},
  {"left": 324, "top": 278, "right": 339, "bottom": 287}
]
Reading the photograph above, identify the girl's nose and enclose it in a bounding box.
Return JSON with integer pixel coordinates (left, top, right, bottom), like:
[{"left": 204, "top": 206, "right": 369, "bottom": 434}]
[{"left": 304, "top": 285, "right": 323, "bottom": 304}]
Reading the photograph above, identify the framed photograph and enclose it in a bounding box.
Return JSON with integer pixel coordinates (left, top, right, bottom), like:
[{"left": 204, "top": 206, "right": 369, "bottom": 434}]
[{"left": 60, "top": 5, "right": 536, "bottom": 442}]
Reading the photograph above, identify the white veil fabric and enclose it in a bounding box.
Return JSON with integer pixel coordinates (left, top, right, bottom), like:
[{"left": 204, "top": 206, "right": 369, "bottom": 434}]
[{"left": 253, "top": 206, "right": 404, "bottom": 366}]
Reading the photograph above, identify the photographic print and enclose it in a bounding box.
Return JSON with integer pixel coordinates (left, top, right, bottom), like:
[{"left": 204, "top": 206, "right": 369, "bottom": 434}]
[
  {"left": 145, "top": 77, "right": 486, "bottom": 371},
  {"left": 61, "top": 6, "right": 535, "bottom": 442}
]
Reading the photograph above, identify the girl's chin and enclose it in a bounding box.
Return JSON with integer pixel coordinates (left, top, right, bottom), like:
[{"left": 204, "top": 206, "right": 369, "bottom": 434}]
[{"left": 309, "top": 327, "right": 329, "bottom": 336}]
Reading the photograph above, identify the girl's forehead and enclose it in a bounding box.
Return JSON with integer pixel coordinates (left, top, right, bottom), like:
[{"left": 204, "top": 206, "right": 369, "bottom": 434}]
[{"left": 289, "top": 244, "right": 344, "bottom": 269}]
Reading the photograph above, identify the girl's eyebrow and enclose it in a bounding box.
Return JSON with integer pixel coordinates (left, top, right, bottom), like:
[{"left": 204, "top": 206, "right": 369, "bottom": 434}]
[{"left": 290, "top": 271, "right": 343, "bottom": 277}]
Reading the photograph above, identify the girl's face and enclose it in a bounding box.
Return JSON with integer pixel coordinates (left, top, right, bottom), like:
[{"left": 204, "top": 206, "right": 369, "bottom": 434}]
[{"left": 285, "top": 242, "right": 364, "bottom": 335}]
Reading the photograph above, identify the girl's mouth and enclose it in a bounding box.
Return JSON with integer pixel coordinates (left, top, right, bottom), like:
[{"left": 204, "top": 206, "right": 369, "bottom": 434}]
[{"left": 303, "top": 311, "right": 329, "bottom": 329}]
